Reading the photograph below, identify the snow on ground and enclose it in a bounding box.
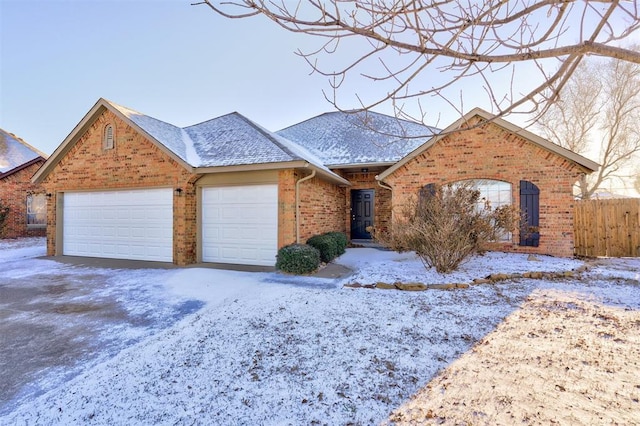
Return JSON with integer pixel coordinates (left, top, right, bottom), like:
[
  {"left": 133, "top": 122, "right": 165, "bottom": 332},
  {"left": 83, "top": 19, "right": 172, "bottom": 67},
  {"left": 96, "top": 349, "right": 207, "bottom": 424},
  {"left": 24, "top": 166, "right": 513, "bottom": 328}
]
[
  {"left": 1, "top": 239, "right": 639, "bottom": 425},
  {"left": 339, "top": 249, "right": 584, "bottom": 285}
]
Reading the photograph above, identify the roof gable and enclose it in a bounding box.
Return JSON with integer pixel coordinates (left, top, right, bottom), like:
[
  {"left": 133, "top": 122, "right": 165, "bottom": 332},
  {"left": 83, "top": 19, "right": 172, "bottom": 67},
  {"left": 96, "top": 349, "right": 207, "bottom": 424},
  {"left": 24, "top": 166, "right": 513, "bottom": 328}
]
[
  {"left": 33, "top": 98, "right": 349, "bottom": 186},
  {"left": 377, "top": 108, "right": 600, "bottom": 180},
  {"left": 277, "top": 110, "right": 439, "bottom": 166},
  {"left": 0, "top": 128, "right": 46, "bottom": 176}
]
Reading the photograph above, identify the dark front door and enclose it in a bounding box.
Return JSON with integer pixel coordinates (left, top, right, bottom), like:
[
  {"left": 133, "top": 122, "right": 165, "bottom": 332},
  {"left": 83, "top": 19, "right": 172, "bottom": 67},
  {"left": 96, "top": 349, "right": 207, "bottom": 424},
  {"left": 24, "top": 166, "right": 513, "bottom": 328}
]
[{"left": 351, "top": 189, "right": 374, "bottom": 239}]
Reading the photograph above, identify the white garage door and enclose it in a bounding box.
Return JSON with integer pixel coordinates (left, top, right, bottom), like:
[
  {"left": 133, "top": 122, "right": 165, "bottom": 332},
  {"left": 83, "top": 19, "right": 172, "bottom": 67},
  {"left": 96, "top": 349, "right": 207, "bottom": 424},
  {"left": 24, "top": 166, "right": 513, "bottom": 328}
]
[
  {"left": 63, "top": 189, "right": 173, "bottom": 262},
  {"left": 202, "top": 184, "right": 278, "bottom": 266}
]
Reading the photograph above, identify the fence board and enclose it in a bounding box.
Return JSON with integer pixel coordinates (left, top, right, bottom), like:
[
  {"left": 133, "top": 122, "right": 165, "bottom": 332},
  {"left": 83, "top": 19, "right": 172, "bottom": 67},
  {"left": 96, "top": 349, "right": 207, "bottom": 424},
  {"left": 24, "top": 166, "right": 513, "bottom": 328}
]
[{"left": 574, "top": 198, "right": 640, "bottom": 257}]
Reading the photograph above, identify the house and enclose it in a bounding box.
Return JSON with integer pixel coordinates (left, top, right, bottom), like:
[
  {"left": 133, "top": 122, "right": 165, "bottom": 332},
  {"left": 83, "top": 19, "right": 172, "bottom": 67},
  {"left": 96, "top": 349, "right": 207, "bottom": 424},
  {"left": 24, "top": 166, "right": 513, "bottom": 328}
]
[
  {"left": 0, "top": 128, "right": 47, "bottom": 238},
  {"left": 33, "top": 98, "right": 598, "bottom": 266}
]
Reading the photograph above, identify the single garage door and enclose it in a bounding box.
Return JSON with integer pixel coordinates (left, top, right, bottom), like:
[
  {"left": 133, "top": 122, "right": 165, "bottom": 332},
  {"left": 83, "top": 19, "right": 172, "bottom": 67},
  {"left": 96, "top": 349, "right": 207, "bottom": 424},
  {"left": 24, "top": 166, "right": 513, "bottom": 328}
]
[
  {"left": 63, "top": 189, "right": 173, "bottom": 262},
  {"left": 202, "top": 184, "right": 278, "bottom": 266}
]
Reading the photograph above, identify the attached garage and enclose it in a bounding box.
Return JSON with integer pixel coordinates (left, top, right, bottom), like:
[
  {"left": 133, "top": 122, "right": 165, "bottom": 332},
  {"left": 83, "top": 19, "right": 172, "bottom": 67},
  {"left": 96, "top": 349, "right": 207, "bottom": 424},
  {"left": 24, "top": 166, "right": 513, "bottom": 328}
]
[
  {"left": 201, "top": 184, "right": 278, "bottom": 266},
  {"left": 62, "top": 188, "right": 173, "bottom": 262}
]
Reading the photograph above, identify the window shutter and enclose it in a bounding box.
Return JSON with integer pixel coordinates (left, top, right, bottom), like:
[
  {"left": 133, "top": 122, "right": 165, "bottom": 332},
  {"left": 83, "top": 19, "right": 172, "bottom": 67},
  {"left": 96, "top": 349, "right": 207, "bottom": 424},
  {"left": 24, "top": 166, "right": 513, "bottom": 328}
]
[
  {"left": 419, "top": 183, "right": 436, "bottom": 201},
  {"left": 519, "top": 180, "right": 540, "bottom": 247}
]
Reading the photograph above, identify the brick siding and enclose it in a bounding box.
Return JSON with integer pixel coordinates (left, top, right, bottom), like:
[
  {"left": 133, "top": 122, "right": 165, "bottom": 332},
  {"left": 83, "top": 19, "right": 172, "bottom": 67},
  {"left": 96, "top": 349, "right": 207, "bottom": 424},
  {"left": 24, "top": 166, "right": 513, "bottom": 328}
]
[
  {"left": 298, "top": 174, "right": 346, "bottom": 243},
  {"left": 383, "top": 119, "right": 586, "bottom": 257},
  {"left": 41, "top": 110, "right": 198, "bottom": 265},
  {"left": 0, "top": 160, "right": 47, "bottom": 238}
]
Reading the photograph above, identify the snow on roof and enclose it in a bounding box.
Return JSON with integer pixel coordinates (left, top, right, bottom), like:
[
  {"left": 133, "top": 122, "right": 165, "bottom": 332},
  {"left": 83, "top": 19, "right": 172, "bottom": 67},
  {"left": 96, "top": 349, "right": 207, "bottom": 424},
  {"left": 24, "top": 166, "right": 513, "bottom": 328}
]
[
  {"left": 184, "top": 113, "right": 304, "bottom": 167},
  {"left": 277, "top": 111, "right": 439, "bottom": 166},
  {"left": 107, "top": 100, "right": 341, "bottom": 178},
  {"left": 108, "top": 101, "right": 195, "bottom": 165},
  {"left": 0, "top": 128, "right": 45, "bottom": 174}
]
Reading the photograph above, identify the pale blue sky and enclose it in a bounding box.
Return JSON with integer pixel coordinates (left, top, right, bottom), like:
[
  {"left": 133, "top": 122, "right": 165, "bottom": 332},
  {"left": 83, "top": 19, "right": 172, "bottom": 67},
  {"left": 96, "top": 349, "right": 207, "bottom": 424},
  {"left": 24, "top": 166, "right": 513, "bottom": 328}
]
[
  {"left": 1, "top": 0, "right": 638, "bottom": 200},
  {"left": 1, "top": 0, "right": 354, "bottom": 154}
]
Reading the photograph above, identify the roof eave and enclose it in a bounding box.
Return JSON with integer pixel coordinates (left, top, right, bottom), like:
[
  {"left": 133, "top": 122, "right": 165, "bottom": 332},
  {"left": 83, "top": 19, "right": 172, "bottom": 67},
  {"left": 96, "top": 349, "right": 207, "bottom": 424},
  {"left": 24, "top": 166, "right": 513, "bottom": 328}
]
[
  {"left": 195, "top": 160, "right": 309, "bottom": 174},
  {"left": 1, "top": 157, "right": 46, "bottom": 180},
  {"left": 308, "top": 165, "right": 351, "bottom": 187},
  {"left": 327, "top": 161, "right": 396, "bottom": 169},
  {"left": 195, "top": 161, "right": 351, "bottom": 186}
]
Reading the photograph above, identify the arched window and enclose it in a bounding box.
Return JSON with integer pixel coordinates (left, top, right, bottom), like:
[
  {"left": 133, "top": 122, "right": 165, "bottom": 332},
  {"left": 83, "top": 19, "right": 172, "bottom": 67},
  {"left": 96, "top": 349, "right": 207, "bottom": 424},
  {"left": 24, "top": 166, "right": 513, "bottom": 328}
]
[
  {"left": 103, "top": 124, "right": 115, "bottom": 150},
  {"left": 457, "top": 179, "right": 513, "bottom": 241},
  {"left": 460, "top": 179, "right": 512, "bottom": 212}
]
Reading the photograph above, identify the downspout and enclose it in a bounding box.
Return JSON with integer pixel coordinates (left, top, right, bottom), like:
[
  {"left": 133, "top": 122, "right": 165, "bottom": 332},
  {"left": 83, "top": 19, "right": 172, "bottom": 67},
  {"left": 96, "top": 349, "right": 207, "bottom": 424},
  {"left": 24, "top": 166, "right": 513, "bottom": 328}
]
[
  {"left": 376, "top": 177, "right": 393, "bottom": 233},
  {"left": 377, "top": 178, "right": 392, "bottom": 191},
  {"left": 296, "top": 168, "right": 316, "bottom": 244}
]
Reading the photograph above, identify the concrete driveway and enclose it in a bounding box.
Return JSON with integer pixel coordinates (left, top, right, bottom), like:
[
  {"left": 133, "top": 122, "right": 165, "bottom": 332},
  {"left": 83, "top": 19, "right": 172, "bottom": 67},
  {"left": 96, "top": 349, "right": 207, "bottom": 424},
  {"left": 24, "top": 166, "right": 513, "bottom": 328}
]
[{"left": 0, "top": 238, "right": 203, "bottom": 416}]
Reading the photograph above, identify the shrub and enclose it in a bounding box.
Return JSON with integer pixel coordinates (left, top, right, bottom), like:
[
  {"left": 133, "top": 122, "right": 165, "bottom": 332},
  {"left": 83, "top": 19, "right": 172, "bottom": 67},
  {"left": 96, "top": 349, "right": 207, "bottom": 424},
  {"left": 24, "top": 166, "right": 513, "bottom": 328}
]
[
  {"left": 326, "top": 232, "right": 348, "bottom": 255},
  {"left": 0, "top": 201, "right": 9, "bottom": 238},
  {"left": 275, "top": 244, "right": 321, "bottom": 274},
  {"left": 306, "top": 234, "right": 338, "bottom": 263},
  {"left": 379, "top": 183, "right": 518, "bottom": 274}
]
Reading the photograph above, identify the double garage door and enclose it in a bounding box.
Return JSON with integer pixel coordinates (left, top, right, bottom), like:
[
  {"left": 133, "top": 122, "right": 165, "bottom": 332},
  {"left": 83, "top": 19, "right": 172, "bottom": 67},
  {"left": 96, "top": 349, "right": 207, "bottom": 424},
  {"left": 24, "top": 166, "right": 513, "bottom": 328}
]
[
  {"left": 63, "top": 189, "right": 174, "bottom": 262},
  {"left": 62, "top": 185, "right": 278, "bottom": 266}
]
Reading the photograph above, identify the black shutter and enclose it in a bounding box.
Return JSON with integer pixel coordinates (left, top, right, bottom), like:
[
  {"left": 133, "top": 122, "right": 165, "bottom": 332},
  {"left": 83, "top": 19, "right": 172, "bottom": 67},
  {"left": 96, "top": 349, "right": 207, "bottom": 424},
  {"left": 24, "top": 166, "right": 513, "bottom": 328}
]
[
  {"left": 419, "top": 183, "right": 437, "bottom": 201},
  {"left": 519, "top": 180, "right": 540, "bottom": 247}
]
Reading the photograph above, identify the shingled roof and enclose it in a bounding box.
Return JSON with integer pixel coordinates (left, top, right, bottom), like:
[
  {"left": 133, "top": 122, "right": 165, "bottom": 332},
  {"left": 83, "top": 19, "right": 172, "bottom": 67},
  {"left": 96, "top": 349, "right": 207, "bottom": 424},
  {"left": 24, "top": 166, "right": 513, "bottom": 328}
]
[
  {"left": 277, "top": 111, "right": 439, "bottom": 167},
  {"left": 0, "top": 128, "right": 46, "bottom": 177},
  {"left": 33, "top": 99, "right": 349, "bottom": 186}
]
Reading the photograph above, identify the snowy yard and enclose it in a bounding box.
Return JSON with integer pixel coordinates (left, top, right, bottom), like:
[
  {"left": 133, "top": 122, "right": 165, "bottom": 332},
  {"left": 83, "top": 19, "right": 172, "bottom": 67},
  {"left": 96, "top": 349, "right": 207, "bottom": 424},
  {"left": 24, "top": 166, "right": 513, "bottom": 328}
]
[{"left": 1, "top": 239, "right": 639, "bottom": 425}]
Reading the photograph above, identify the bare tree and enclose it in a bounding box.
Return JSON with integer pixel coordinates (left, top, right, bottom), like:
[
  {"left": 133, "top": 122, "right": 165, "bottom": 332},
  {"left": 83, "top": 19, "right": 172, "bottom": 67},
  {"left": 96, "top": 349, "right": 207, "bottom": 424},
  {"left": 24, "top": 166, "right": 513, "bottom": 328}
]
[
  {"left": 195, "top": 0, "right": 640, "bottom": 124},
  {"left": 538, "top": 56, "right": 640, "bottom": 199}
]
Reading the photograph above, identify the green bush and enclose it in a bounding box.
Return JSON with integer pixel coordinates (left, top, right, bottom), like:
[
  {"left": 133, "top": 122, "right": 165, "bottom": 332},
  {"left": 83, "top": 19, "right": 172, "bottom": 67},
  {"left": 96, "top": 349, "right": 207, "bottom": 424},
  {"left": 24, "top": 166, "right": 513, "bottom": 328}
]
[
  {"left": 326, "top": 232, "right": 348, "bottom": 255},
  {"left": 275, "top": 244, "right": 321, "bottom": 274},
  {"left": 306, "top": 234, "right": 338, "bottom": 263}
]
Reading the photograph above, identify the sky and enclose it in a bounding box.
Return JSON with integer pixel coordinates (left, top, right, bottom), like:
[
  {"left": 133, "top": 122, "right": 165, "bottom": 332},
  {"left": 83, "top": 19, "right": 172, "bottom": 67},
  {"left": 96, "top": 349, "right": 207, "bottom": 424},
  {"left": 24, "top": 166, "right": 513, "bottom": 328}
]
[{"left": 0, "top": 0, "right": 638, "bottom": 194}]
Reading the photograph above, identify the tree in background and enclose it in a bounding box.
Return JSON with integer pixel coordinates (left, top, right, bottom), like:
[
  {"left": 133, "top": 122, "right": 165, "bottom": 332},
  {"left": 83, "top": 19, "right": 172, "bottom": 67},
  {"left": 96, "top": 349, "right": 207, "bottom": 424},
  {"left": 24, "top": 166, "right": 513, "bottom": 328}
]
[
  {"left": 196, "top": 0, "right": 640, "bottom": 125},
  {"left": 537, "top": 56, "right": 640, "bottom": 199}
]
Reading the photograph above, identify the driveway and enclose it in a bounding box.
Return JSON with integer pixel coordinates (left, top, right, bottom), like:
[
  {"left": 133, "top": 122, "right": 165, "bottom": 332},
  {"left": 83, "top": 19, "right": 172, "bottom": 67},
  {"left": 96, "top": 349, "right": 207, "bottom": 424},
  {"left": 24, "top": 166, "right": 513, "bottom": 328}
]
[{"left": 0, "top": 238, "right": 204, "bottom": 416}]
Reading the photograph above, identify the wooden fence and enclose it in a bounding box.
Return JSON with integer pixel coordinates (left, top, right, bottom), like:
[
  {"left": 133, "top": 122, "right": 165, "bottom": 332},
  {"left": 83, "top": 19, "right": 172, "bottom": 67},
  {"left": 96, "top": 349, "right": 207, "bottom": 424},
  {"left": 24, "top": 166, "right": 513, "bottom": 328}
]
[{"left": 574, "top": 198, "right": 640, "bottom": 257}]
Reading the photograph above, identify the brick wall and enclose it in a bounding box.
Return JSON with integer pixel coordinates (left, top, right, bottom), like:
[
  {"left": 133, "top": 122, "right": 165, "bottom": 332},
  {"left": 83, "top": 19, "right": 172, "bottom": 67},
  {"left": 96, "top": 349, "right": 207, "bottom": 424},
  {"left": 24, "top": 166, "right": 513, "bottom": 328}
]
[
  {"left": 341, "top": 171, "right": 392, "bottom": 238},
  {"left": 300, "top": 174, "right": 346, "bottom": 242},
  {"left": 383, "top": 119, "right": 586, "bottom": 257},
  {"left": 278, "top": 169, "right": 298, "bottom": 247},
  {"left": 42, "top": 109, "right": 198, "bottom": 265},
  {"left": 0, "top": 160, "right": 47, "bottom": 238}
]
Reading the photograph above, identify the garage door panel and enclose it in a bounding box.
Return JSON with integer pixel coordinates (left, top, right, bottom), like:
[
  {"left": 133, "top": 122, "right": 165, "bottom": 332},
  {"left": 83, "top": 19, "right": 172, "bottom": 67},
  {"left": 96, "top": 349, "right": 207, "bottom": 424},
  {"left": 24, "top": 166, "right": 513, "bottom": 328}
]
[
  {"left": 63, "top": 189, "right": 173, "bottom": 262},
  {"left": 202, "top": 185, "right": 278, "bottom": 266}
]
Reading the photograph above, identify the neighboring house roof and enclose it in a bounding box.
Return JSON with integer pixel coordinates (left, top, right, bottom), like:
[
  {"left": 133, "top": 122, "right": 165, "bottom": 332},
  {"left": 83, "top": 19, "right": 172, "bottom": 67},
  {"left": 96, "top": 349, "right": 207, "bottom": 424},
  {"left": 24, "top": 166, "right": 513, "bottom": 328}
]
[
  {"left": 277, "top": 110, "right": 439, "bottom": 167},
  {"left": 0, "top": 128, "right": 47, "bottom": 178},
  {"left": 33, "top": 98, "right": 349, "bottom": 186},
  {"left": 377, "top": 107, "right": 600, "bottom": 181}
]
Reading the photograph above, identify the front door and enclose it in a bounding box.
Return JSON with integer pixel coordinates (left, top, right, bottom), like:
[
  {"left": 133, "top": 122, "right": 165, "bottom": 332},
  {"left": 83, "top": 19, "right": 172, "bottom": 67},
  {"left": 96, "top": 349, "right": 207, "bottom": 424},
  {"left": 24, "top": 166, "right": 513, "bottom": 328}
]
[{"left": 351, "top": 189, "right": 374, "bottom": 239}]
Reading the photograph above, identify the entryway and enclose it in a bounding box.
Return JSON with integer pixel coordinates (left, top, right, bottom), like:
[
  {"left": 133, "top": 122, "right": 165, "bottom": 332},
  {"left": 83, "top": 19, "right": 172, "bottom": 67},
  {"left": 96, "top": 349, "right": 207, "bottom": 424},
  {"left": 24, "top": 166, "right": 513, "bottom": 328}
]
[{"left": 351, "top": 189, "right": 374, "bottom": 239}]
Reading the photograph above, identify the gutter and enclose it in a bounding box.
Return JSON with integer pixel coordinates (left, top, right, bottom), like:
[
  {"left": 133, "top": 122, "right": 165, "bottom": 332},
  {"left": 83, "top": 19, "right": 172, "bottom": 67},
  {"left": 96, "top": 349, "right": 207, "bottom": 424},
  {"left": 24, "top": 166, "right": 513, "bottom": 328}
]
[{"left": 296, "top": 168, "right": 316, "bottom": 244}]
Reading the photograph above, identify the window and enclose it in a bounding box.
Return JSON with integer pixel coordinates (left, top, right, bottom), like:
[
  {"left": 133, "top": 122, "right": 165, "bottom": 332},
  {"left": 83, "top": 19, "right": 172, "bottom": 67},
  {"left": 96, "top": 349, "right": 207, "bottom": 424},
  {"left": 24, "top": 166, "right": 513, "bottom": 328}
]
[
  {"left": 466, "top": 179, "right": 512, "bottom": 212},
  {"left": 103, "top": 124, "right": 115, "bottom": 150},
  {"left": 26, "top": 194, "right": 46, "bottom": 228},
  {"left": 456, "top": 179, "right": 513, "bottom": 241}
]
